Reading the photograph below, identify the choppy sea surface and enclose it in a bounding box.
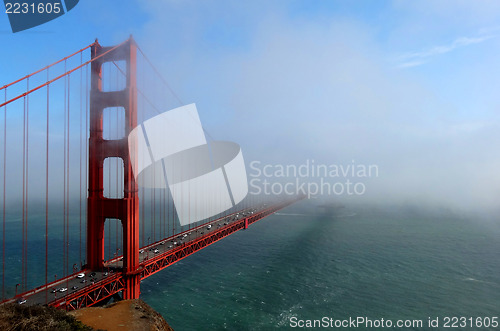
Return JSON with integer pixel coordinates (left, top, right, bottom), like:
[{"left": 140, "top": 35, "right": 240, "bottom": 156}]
[{"left": 140, "top": 200, "right": 500, "bottom": 330}]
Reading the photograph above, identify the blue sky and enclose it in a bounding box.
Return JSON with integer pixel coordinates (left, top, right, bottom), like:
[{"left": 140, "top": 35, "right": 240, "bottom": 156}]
[{"left": 1, "top": 0, "right": 500, "bottom": 211}]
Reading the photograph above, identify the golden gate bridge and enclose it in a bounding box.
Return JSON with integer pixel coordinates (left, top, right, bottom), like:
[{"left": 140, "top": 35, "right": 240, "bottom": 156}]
[{"left": 0, "top": 37, "right": 303, "bottom": 310}]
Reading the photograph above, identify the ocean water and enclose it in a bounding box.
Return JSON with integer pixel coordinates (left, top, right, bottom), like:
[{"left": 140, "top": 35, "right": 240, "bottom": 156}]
[{"left": 140, "top": 200, "right": 500, "bottom": 330}]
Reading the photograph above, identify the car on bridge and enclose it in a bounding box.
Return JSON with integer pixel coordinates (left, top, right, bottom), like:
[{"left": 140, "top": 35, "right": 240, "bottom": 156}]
[
  {"left": 76, "top": 273, "right": 85, "bottom": 278},
  {"left": 17, "top": 297, "right": 27, "bottom": 305},
  {"left": 59, "top": 288, "right": 67, "bottom": 292}
]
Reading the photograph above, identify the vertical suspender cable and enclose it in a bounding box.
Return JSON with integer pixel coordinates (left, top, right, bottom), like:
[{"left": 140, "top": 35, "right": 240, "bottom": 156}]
[
  {"left": 163, "top": 183, "right": 166, "bottom": 239},
  {"left": 107, "top": 64, "right": 111, "bottom": 259},
  {"left": 2, "top": 88, "right": 6, "bottom": 299},
  {"left": 140, "top": 78, "right": 145, "bottom": 249},
  {"left": 45, "top": 69, "right": 49, "bottom": 304},
  {"left": 84, "top": 62, "right": 88, "bottom": 268},
  {"left": 115, "top": 65, "right": 118, "bottom": 256},
  {"left": 22, "top": 95, "right": 26, "bottom": 290},
  {"left": 160, "top": 180, "right": 162, "bottom": 240},
  {"left": 67, "top": 73, "right": 70, "bottom": 282},
  {"left": 79, "top": 53, "right": 83, "bottom": 267},
  {"left": 153, "top": 165, "right": 156, "bottom": 241},
  {"left": 63, "top": 60, "right": 67, "bottom": 278},
  {"left": 170, "top": 168, "right": 173, "bottom": 239},
  {"left": 173, "top": 157, "right": 175, "bottom": 236},
  {"left": 26, "top": 78, "right": 30, "bottom": 290},
  {"left": 152, "top": 73, "right": 156, "bottom": 240},
  {"left": 150, "top": 185, "right": 153, "bottom": 242}
]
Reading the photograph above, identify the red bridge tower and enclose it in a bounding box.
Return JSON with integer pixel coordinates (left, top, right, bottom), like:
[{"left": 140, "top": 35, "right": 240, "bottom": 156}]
[{"left": 87, "top": 38, "right": 140, "bottom": 299}]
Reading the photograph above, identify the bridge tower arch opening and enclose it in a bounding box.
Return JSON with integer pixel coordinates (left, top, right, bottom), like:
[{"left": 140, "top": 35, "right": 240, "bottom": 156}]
[{"left": 103, "top": 218, "right": 123, "bottom": 263}]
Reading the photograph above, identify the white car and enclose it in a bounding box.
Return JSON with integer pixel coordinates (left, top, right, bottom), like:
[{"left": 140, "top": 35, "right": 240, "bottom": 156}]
[
  {"left": 76, "top": 273, "right": 85, "bottom": 279},
  {"left": 59, "top": 288, "right": 68, "bottom": 292},
  {"left": 17, "top": 297, "right": 27, "bottom": 304},
  {"left": 139, "top": 249, "right": 144, "bottom": 254},
  {"left": 207, "top": 225, "right": 212, "bottom": 229}
]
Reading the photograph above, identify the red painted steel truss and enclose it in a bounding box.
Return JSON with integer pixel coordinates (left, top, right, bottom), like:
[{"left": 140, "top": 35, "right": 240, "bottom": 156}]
[{"left": 51, "top": 274, "right": 125, "bottom": 311}]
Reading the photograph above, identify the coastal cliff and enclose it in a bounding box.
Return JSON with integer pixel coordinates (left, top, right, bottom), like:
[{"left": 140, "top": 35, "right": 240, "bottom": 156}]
[
  {"left": 0, "top": 299, "right": 173, "bottom": 331},
  {"left": 70, "top": 299, "right": 174, "bottom": 331}
]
